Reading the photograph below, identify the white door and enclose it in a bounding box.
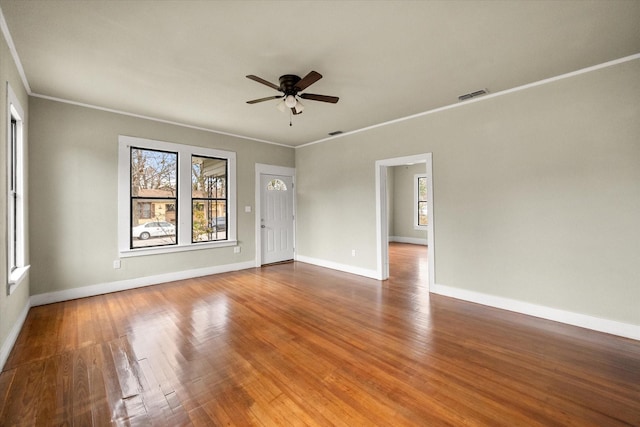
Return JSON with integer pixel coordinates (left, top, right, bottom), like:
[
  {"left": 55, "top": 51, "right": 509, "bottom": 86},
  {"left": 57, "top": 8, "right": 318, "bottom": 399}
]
[{"left": 260, "top": 174, "right": 294, "bottom": 264}]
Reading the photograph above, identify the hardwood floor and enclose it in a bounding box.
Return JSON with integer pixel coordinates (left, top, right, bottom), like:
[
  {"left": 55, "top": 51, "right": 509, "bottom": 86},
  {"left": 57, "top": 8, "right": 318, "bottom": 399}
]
[{"left": 1, "top": 243, "right": 639, "bottom": 426}]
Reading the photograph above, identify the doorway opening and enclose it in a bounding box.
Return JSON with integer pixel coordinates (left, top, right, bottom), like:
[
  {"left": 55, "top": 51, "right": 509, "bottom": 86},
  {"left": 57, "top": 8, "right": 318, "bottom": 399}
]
[{"left": 375, "top": 154, "right": 434, "bottom": 290}]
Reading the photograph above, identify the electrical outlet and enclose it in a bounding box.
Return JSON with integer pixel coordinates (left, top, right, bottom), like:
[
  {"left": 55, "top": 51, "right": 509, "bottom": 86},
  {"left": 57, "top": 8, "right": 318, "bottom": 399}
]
[
  {"left": 234, "top": 246, "right": 241, "bottom": 254},
  {"left": 113, "top": 260, "right": 121, "bottom": 269},
  {"left": 351, "top": 249, "right": 356, "bottom": 257}
]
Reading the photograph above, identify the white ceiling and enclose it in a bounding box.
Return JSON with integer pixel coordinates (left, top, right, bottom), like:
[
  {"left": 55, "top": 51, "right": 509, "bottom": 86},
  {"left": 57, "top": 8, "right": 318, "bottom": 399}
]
[{"left": 1, "top": 0, "right": 639, "bottom": 147}]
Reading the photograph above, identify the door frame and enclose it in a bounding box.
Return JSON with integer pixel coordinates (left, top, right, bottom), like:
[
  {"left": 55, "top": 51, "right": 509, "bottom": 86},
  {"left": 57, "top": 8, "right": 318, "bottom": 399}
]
[
  {"left": 255, "top": 163, "right": 296, "bottom": 267},
  {"left": 375, "top": 153, "right": 434, "bottom": 290}
]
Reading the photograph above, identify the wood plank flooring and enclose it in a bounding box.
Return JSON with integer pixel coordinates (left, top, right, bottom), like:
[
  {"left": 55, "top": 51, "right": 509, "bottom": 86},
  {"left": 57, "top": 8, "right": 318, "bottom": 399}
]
[{"left": 1, "top": 243, "right": 639, "bottom": 426}]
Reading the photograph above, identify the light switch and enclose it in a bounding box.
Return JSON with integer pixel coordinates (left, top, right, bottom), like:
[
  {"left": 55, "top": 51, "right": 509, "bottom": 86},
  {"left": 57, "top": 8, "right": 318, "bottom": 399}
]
[{"left": 244, "top": 205, "right": 252, "bottom": 213}]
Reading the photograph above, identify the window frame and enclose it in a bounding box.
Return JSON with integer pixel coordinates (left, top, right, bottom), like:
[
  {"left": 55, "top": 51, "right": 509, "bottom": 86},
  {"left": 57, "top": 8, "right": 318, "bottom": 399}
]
[
  {"left": 191, "top": 155, "right": 228, "bottom": 243},
  {"left": 129, "top": 146, "right": 178, "bottom": 250},
  {"left": 414, "top": 173, "right": 428, "bottom": 230},
  {"left": 118, "top": 135, "right": 236, "bottom": 257},
  {"left": 6, "top": 83, "right": 29, "bottom": 294}
]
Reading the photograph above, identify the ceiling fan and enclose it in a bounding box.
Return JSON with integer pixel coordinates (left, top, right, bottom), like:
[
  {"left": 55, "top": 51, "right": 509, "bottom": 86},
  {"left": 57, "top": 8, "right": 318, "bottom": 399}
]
[{"left": 246, "top": 71, "right": 339, "bottom": 116}]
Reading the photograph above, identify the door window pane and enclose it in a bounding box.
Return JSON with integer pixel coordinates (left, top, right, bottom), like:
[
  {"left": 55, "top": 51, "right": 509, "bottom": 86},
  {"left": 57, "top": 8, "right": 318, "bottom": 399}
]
[{"left": 267, "top": 178, "right": 287, "bottom": 191}]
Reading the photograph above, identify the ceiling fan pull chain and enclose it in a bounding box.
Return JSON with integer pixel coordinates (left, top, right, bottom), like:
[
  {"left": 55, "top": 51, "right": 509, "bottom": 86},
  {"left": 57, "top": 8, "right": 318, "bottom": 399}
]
[{"left": 289, "top": 109, "right": 293, "bottom": 127}]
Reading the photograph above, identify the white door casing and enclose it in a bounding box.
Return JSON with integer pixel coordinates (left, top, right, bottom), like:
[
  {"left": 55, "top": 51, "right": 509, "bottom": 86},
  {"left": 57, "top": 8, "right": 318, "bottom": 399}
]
[{"left": 375, "top": 153, "right": 434, "bottom": 290}]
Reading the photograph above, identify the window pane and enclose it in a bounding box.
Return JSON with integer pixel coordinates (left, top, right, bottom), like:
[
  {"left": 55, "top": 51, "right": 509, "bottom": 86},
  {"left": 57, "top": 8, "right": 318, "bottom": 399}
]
[
  {"left": 10, "top": 119, "right": 16, "bottom": 192},
  {"left": 192, "top": 155, "right": 227, "bottom": 243},
  {"left": 192, "top": 156, "right": 227, "bottom": 198},
  {"left": 418, "top": 201, "right": 428, "bottom": 226},
  {"left": 418, "top": 177, "right": 427, "bottom": 202},
  {"left": 131, "top": 148, "right": 177, "bottom": 197},
  {"left": 193, "top": 201, "right": 227, "bottom": 242},
  {"left": 131, "top": 198, "right": 177, "bottom": 248},
  {"left": 267, "top": 179, "right": 287, "bottom": 191},
  {"left": 9, "top": 118, "right": 17, "bottom": 271}
]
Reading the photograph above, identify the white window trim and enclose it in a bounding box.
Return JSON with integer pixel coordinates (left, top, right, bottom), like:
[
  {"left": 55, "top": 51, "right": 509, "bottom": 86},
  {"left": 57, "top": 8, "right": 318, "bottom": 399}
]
[
  {"left": 414, "top": 173, "right": 428, "bottom": 230},
  {"left": 7, "top": 83, "right": 29, "bottom": 294},
  {"left": 118, "top": 135, "right": 237, "bottom": 257}
]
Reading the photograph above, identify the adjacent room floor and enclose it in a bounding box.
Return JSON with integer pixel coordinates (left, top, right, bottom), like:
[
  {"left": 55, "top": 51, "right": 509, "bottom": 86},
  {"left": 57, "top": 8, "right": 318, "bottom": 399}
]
[{"left": 1, "top": 243, "right": 639, "bottom": 425}]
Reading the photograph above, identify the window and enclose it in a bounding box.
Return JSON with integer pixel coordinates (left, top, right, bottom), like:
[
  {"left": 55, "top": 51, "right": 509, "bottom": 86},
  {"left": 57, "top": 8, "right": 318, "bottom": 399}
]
[
  {"left": 192, "top": 156, "right": 227, "bottom": 243},
  {"left": 414, "top": 174, "right": 428, "bottom": 228},
  {"left": 267, "top": 178, "right": 287, "bottom": 191},
  {"left": 118, "top": 136, "right": 236, "bottom": 256},
  {"left": 137, "top": 202, "right": 153, "bottom": 219},
  {"left": 130, "top": 147, "right": 177, "bottom": 248},
  {"left": 7, "top": 84, "right": 29, "bottom": 293}
]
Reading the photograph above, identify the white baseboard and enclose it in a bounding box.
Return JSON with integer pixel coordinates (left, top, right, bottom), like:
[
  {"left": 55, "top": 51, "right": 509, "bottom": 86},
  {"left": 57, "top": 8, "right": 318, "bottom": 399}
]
[
  {"left": 0, "top": 300, "right": 30, "bottom": 370},
  {"left": 389, "top": 236, "right": 428, "bottom": 245},
  {"left": 431, "top": 284, "right": 640, "bottom": 341},
  {"left": 295, "top": 255, "right": 379, "bottom": 280},
  {"left": 31, "top": 260, "right": 256, "bottom": 307}
]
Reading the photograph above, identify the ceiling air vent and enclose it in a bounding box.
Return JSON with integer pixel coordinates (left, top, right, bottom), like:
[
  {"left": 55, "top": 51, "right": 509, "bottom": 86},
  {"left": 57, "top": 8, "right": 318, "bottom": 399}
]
[
  {"left": 458, "top": 89, "right": 488, "bottom": 102},
  {"left": 328, "top": 130, "right": 343, "bottom": 136}
]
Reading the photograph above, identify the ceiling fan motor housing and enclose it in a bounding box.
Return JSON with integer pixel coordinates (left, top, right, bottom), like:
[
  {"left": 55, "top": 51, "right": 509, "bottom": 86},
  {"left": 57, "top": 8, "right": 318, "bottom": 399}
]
[{"left": 279, "top": 74, "right": 302, "bottom": 95}]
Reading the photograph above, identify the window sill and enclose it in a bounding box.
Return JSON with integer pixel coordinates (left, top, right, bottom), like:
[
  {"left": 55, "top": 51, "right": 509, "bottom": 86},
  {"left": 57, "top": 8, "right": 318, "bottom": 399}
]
[
  {"left": 414, "top": 225, "right": 428, "bottom": 231},
  {"left": 8, "top": 265, "right": 30, "bottom": 295},
  {"left": 120, "top": 240, "right": 238, "bottom": 258}
]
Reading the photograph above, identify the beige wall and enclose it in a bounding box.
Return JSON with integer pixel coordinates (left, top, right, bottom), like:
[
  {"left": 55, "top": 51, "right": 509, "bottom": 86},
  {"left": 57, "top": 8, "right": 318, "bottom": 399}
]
[
  {"left": 296, "top": 59, "right": 640, "bottom": 326},
  {"left": 28, "top": 97, "right": 294, "bottom": 296},
  {"left": 0, "top": 31, "right": 30, "bottom": 356}
]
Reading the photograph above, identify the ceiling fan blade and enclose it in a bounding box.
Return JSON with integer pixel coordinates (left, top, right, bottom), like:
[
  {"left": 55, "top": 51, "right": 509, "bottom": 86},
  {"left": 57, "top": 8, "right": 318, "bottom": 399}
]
[
  {"left": 294, "top": 71, "right": 322, "bottom": 91},
  {"left": 299, "top": 93, "right": 339, "bottom": 103},
  {"left": 246, "top": 75, "right": 281, "bottom": 91},
  {"left": 246, "top": 95, "right": 282, "bottom": 104}
]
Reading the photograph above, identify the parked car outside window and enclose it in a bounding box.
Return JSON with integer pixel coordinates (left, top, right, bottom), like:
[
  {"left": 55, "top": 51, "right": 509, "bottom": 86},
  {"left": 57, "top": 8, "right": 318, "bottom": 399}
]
[{"left": 132, "top": 221, "right": 176, "bottom": 240}]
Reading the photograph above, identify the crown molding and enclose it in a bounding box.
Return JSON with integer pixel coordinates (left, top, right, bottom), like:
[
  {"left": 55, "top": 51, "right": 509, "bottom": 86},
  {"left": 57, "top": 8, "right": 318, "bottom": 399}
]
[{"left": 297, "top": 52, "right": 640, "bottom": 149}]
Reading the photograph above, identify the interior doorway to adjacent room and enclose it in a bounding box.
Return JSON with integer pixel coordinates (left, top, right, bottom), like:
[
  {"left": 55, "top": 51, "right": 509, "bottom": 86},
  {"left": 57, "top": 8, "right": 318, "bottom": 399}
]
[
  {"left": 375, "top": 153, "right": 434, "bottom": 290},
  {"left": 387, "top": 164, "right": 429, "bottom": 282}
]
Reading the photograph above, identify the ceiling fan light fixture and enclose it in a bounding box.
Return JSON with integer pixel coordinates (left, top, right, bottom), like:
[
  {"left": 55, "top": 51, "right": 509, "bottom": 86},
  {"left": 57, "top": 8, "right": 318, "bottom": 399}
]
[
  {"left": 284, "top": 95, "right": 297, "bottom": 108},
  {"left": 276, "top": 99, "right": 286, "bottom": 112},
  {"left": 294, "top": 99, "right": 304, "bottom": 113}
]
